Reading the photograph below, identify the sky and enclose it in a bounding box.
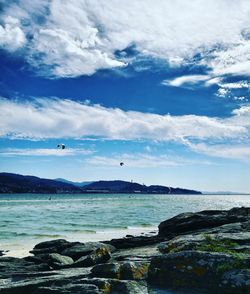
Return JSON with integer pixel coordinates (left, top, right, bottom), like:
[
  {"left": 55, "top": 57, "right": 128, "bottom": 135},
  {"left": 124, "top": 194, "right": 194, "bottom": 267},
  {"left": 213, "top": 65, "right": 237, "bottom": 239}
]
[{"left": 0, "top": 0, "right": 250, "bottom": 192}]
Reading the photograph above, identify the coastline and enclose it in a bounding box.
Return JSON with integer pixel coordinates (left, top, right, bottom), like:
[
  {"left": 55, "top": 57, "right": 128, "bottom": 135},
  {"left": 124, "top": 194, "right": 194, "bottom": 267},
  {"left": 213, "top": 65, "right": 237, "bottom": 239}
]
[
  {"left": 0, "top": 207, "right": 249, "bottom": 294},
  {"left": 2, "top": 226, "right": 158, "bottom": 258}
]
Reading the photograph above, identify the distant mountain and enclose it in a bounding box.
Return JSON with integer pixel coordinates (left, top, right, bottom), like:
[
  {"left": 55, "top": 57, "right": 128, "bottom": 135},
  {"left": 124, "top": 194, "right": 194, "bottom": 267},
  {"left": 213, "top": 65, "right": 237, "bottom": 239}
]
[
  {"left": 82, "top": 180, "right": 201, "bottom": 194},
  {"left": 0, "top": 173, "right": 82, "bottom": 194},
  {"left": 54, "top": 178, "right": 93, "bottom": 187},
  {"left": 0, "top": 173, "right": 202, "bottom": 194}
]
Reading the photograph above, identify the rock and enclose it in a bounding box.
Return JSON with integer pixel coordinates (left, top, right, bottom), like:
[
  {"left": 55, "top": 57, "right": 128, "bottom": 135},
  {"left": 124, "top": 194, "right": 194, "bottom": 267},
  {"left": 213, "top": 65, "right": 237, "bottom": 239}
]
[
  {"left": 72, "top": 247, "right": 111, "bottom": 267},
  {"left": 220, "top": 269, "right": 250, "bottom": 293},
  {"left": 104, "top": 235, "right": 163, "bottom": 249},
  {"left": 0, "top": 257, "right": 50, "bottom": 277},
  {"left": 158, "top": 231, "right": 250, "bottom": 254},
  {"left": 91, "top": 263, "right": 121, "bottom": 279},
  {"left": 91, "top": 261, "right": 149, "bottom": 280},
  {"left": 61, "top": 242, "right": 115, "bottom": 261},
  {"left": 48, "top": 253, "right": 74, "bottom": 269},
  {"left": 0, "top": 267, "right": 91, "bottom": 293},
  {"left": 110, "top": 280, "right": 149, "bottom": 294},
  {"left": 31, "top": 239, "right": 74, "bottom": 256},
  {"left": 34, "top": 283, "right": 102, "bottom": 294},
  {"left": 0, "top": 250, "right": 6, "bottom": 256},
  {"left": 148, "top": 250, "right": 249, "bottom": 291},
  {"left": 80, "top": 278, "right": 149, "bottom": 294},
  {"left": 33, "top": 239, "right": 71, "bottom": 250},
  {"left": 158, "top": 207, "right": 250, "bottom": 237},
  {"left": 120, "top": 262, "right": 149, "bottom": 280},
  {"left": 112, "top": 244, "right": 160, "bottom": 263}
]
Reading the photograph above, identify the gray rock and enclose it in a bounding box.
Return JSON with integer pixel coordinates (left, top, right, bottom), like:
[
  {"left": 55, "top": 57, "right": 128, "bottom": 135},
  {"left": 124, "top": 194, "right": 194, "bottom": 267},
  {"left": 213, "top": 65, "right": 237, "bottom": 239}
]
[
  {"left": 148, "top": 250, "right": 249, "bottom": 291},
  {"left": 0, "top": 267, "right": 91, "bottom": 293},
  {"left": 91, "top": 261, "right": 149, "bottom": 280},
  {"left": 220, "top": 269, "right": 250, "bottom": 293},
  {"left": 91, "top": 263, "right": 121, "bottom": 279},
  {"left": 158, "top": 207, "right": 250, "bottom": 237},
  {"left": 61, "top": 242, "right": 115, "bottom": 261},
  {"left": 34, "top": 283, "right": 102, "bottom": 294},
  {"left": 48, "top": 253, "right": 74, "bottom": 269},
  {"left": 112, "top": 244, "right": 160, "bottom": 263},
  {"left": 72, "top": 246, "right": 111, "bottom": 267},
  {"left": 31, "top": 239, "right": 75, "bottom": 256},
  {"left": 158, "top": 231, "right": 250, "bottom": 254},
  {"left": 80, "top": 278, "right": 150, "bottom": 294},
  {"left": 0, "top": 257, "right": 50, "bottom": 277}
]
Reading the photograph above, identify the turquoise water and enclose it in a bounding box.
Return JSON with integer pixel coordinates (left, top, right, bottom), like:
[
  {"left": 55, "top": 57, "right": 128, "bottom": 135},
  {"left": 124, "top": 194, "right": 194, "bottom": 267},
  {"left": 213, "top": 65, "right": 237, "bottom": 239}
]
[{"left": 0, "top": 193, "right": 249, "bottom": 257}]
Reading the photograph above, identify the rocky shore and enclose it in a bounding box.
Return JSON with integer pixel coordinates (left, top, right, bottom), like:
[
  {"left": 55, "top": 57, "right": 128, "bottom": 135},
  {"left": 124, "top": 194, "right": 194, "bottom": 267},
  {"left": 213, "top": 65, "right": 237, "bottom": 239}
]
[{"left": 0, "top": 207, "right": 249, "bottom": 293}]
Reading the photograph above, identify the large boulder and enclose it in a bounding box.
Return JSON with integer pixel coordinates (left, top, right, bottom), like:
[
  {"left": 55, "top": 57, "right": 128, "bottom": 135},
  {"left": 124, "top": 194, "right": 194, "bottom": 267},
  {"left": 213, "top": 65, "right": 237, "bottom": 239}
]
[
  {"left": 158, "top": 207, "right": 250, "bottom": 237},
  {"left": 148, "top": 250, "right": 249, "bottom": 292}
]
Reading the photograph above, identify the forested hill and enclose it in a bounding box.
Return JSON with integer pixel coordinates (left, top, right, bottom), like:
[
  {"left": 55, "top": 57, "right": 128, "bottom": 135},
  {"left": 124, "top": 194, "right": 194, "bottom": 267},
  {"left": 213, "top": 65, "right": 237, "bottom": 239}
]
[{"left": 0, "top": 173, "right": 202, "bottom": 194}]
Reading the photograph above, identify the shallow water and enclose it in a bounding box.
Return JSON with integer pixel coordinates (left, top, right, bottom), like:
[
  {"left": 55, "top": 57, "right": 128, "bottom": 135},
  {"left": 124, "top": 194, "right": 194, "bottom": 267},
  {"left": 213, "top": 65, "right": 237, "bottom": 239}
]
[{"left": 0, "top": 193, "right": 249, "bottom": 257}]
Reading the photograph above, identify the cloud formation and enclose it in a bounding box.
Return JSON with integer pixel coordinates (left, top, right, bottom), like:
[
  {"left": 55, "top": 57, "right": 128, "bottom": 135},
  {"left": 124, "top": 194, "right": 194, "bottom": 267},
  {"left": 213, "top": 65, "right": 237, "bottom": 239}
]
[
  {"left": 87, "top": 153, "right": 211, "bottom": 168},
  {"left": 1, "top": 0, "right": 250, "bottom": 77},
  {"left": 0, "top": 16, "right": 26, "bottom": 51},
  {"left": 0, "top": 148, "right": 93, "bottom": 157},
  {"left": 0, "top": 97, "right": 248, "bottom": 141}
]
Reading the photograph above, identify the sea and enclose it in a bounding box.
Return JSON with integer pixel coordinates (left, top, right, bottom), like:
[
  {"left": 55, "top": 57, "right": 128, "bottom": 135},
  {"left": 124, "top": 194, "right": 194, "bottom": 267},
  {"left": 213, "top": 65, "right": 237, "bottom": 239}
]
[{"left": 0, "top": 193, "right": 250, "bottom": 257}]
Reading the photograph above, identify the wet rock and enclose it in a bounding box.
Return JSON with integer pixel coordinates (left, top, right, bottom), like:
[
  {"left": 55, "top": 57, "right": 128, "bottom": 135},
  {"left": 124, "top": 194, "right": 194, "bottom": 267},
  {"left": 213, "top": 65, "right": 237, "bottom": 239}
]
[
  {"left": 148, "top": 250, "right": 249, "bottom": 291},
  {"left": 72, "top": 247, "right": 111, "bottom": 267},
  {"left": 31, "top": 239, "right": 75, "bottom": 256},
  {"left": 61, "top": 242, "right": 115, "bottom": 261},
  {"left": 158, "top": 207, "right": 250, "bottom": 237},
  {"left": 0, "top": 250, "right": 6, "bottom": 256},
  {"left": 48, "top": 253, "right": 74, "bottom": 269}
]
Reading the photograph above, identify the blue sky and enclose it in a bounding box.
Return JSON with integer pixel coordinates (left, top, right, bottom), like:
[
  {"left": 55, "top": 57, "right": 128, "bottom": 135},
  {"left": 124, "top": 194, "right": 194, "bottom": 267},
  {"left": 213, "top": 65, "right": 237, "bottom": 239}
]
[{"left": 0, "top": 0, "right": 250, "bottom": 192}]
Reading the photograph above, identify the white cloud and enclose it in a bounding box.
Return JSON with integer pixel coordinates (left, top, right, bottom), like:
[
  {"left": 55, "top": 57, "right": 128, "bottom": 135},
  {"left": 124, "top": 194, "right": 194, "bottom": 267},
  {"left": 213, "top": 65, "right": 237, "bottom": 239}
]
[
  {"left": 162, "top": 75, "right": 210, "bottom": 87},
  {"left": 216, "top": 88, "right": 230, "bottom": 98},
  {"left": 209, "top": 40, "right": 250, "bottom": 77},
  {"left": 1, "top": 0, "right": 250, "bottom": 77},
  {"left": 86, "top": 153, "right": 211, "bottom": 168},
  {"left": 187, "top": 142, "right": 250, "bottom": 161},
  {"left": 219, "top": 81, "right": 250, "bottom": 89},
  {"left": 0, "top": 98, "right": 248, "bottom": 141},
  {"left": 0, "top": 148, "right": 93, "bottom": 157},
  {"left": 0, "top": 16, "right": 26, "bottom": 51}
]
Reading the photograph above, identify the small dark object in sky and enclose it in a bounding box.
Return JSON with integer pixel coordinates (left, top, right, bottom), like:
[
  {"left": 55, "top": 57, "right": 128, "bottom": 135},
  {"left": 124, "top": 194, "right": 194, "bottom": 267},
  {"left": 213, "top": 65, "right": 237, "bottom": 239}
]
[
  {"left": 57, "top": 144, "right": 65, "bottom": 149},
  {"left": 120, "top": 162, "right": 124, "bottom": 166}
]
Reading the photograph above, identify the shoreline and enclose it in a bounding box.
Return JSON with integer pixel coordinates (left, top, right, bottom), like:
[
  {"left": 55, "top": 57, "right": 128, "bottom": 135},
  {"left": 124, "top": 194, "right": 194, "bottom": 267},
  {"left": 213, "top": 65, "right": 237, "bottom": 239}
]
[
  {"left": 0, "top": 207, "right": 249, "bottom": 294},
  {"left": 1, "top": 226, "right": 158, "bottom": 258}
]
